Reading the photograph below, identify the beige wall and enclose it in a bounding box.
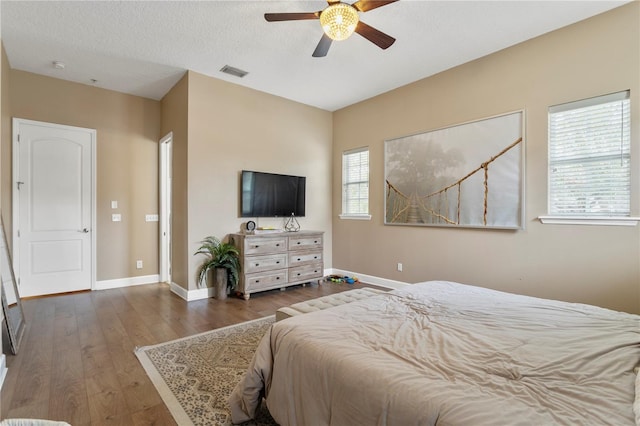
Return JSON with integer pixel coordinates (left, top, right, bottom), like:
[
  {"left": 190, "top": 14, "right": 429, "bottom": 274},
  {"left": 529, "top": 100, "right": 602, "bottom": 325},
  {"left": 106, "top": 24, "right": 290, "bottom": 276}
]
[
  {"left": 0, "top": 4, "right": 636, "bottom": 312},
  {"left": 1, "top": 46, "right": 10, "bottom": 241},
  {"left": 8, "top": 71, "right": 162, "bottom": 281},
  {"left": 160, "top": 72, "right": 189, "bottom": 289},
  {"left": 185, "top": 71, "right": 333, "bottom": 290},
  {"left": 333, "top": 3, "right": 640, "bottom": 313},
  {"left": 0, "top": 60, "right": 334, "bottom": 293}
]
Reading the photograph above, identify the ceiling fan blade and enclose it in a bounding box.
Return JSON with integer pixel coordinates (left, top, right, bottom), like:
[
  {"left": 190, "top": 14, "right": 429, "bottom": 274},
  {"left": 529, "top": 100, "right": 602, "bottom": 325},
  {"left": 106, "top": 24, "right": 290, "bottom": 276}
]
[
  {"left": 355, "top": 21, "right": 395, "bottom": 49},
  {"left": 352, "top": 0, "right": 399, "bottom": 13},
  {"left": 264, "top": 12, "right": 320, "bottom": 22},
  {"left": 312, "top": 34, "right": 333, "bottom": 57}
]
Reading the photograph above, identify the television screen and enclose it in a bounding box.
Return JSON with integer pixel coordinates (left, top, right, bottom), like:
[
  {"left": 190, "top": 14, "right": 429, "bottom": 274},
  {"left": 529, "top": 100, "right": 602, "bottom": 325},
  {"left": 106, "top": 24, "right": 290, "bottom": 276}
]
[{"left": 241, "top": 170, "right": 306, "bottom": 218}]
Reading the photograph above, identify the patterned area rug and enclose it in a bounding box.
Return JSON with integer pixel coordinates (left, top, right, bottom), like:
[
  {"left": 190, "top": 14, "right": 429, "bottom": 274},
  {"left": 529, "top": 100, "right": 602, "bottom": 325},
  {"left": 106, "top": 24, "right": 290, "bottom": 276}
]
[{"left": 135, "top": 316, "right": 277, "bottom": 426}]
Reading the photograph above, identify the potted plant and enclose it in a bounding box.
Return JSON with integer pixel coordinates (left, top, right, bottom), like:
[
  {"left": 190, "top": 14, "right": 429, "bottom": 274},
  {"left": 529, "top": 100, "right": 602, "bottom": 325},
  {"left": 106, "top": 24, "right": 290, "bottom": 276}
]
[{"left": 195, "top": 236, "right": 240, "bottom": 300}]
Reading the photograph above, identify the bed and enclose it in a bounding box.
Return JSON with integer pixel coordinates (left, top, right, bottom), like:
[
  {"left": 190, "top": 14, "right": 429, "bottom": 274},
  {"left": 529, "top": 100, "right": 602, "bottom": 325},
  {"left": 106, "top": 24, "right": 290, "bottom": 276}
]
[{"left": 229, "top": 281, "right": 640, "bottom": 425}]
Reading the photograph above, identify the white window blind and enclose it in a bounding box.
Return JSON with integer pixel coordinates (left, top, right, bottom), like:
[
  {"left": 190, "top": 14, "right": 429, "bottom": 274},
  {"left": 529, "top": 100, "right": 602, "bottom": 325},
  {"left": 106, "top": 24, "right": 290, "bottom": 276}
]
[
  {"left": 342, "top": 148, "right": 369, "bottom": 216},
  {"left": 548, "top": 91, "right": 630, "bottom": 217}
]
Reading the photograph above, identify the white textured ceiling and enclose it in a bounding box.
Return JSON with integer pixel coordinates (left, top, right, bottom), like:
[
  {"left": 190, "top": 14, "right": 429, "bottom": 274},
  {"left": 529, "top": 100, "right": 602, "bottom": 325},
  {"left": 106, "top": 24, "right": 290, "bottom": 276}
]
[{"left": 1, "top": 1, "right": 631, "bottom": 112}]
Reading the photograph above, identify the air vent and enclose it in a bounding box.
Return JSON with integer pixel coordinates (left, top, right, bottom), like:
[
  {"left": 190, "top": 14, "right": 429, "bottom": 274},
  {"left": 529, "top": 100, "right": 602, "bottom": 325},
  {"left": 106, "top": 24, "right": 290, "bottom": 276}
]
[{"left": 220, "top": 65, "right": 248, "bottom": 78}]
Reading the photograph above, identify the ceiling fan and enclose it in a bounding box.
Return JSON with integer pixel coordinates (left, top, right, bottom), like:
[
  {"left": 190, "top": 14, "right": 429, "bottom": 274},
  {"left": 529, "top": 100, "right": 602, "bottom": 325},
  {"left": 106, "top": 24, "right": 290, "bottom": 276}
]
[{"left": 265, "top": 0, "right": 398, "bottom": 57}]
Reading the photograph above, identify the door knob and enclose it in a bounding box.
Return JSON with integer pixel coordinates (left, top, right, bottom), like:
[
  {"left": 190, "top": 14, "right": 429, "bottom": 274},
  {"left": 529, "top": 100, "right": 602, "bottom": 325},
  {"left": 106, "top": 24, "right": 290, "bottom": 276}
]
[{"left": 79, "top": 228, "right": 90, "bottom": 233}]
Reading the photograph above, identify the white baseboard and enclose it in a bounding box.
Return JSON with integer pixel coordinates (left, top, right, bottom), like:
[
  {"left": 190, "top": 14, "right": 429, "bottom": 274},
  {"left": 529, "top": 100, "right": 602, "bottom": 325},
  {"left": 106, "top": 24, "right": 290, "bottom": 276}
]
[
  {"left": 0, "top": 354, "right": 7, "bottom": 390},
  {"left": 170, "top": 282, "right": 216, "bottom": 301},
  {"left": 169, "top": 282, "right": 188, "bottom": 300},
  {"left": 95, "top": 274, "right": 160, "bottom": 291},
  {"left": 168, "top": 270, "right": 408, "bottom": 302},
  {"left": 327, "top": 268, "right": 409, "bottom": 290}
]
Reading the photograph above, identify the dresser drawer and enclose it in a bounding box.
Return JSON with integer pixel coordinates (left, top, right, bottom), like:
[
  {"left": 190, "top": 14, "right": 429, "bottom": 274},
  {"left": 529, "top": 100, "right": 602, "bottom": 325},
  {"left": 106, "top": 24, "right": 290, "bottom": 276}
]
[
  {"left": 289, "top": 263, "right": 323, "bottom": 282},
  {"left": 247, "top": 270, "right": 288, "bottom": 290},
  {"left": 244, "top": 237, "right": 288, "bottom": 255},
  {"left": 244, "top": 253, "right": 288, "bottom": 274},
  {"left": 289, "top": 250, "right": 323, "bottom": 267},
  {"left": 288, "top": 235, "right": 323, "bottom": 251}
]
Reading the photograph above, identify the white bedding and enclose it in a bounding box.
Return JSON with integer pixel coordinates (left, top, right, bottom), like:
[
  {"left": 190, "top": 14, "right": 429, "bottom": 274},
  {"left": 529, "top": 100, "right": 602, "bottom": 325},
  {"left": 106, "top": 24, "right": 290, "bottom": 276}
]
[{"left": 230, "top": 281, "right": 640, "bottom": 425}]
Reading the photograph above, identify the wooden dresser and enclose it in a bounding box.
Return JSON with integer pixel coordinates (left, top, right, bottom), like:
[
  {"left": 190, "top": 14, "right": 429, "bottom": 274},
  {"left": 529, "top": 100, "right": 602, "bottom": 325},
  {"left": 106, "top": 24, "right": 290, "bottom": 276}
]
[{"left": 230, "top": 231, "right": 324, "bottom": 300}]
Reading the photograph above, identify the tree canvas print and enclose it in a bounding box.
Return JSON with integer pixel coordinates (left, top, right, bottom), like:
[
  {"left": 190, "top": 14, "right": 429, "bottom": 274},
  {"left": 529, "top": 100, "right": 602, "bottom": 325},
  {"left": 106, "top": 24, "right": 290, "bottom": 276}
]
[{"left": 385, "top": 111, "right": 524, "bottom": 229}]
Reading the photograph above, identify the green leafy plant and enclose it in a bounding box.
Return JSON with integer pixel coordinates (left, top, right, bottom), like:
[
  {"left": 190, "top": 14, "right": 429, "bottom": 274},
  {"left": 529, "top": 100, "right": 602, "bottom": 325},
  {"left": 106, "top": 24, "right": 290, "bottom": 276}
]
[{"left": 195, "top": 236, "right": 240, "bottom": 289}]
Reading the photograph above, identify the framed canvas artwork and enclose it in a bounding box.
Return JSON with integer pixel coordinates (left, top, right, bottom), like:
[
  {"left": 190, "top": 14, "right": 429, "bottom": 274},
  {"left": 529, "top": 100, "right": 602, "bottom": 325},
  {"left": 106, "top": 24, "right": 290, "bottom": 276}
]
[{"left": 384, "top": 111, "right": 524, "bottom": 229}]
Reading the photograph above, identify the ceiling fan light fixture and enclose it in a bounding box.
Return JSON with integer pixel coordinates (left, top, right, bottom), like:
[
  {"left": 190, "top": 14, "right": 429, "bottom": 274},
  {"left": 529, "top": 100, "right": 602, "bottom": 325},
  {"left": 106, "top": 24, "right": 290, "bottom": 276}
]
[{"left": 320, "top": 3, "right": 359, "bottom": 41}]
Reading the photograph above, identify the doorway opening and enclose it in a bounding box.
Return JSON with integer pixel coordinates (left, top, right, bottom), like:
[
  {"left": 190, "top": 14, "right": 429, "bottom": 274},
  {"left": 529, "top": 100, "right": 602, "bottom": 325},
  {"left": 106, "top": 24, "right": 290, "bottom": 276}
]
[{"left": 159, "top": 133, "right": 173, "bottom": 284}]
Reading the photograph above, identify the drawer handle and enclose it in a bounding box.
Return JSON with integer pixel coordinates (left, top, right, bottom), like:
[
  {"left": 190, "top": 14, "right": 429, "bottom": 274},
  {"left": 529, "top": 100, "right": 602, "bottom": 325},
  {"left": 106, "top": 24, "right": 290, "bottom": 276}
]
[
  {"left": 297, "top": 273, "right": 301, "bottom": 276},
  {"left": 314, "top": 240, "right": 318, "bottom": 243},
  {"left": 297, "top": 258, "right": 301, "bottom": 261},
  {"left": 276, "top": 261, "right": 280, "bottom": 264},
  {"left": 255, "top": 245, "right": 259, "bottom": 248},
  {"left": 314, "top": 256, "right": 318, "bottom": 259},
  {"left": 276, "top": 243, "right": 280, "bottom": 246},
  {"left": 255, "top": 263, "right": 260, "bottom": 266},
  {"left": 276, "top": 277, "right": 280, "bottom": 280},
  {"left": 297, "top": 242, "right": 301, "bottom": 245},
  {"left": 256, "top": 280, "right": 260, "bottom": 283}
]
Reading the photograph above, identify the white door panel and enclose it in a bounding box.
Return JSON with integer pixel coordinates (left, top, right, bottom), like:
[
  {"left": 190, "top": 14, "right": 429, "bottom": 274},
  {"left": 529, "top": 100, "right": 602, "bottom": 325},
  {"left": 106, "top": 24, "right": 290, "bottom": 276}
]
[
  {"left": 31, "top": 139, "right": 85, "bottom": 231},
  {"left": 30, "top": 239, "right": 83, "bottom": 274},
  {"left": 13, "top": 118, "right": 95, "bottom": 297}
]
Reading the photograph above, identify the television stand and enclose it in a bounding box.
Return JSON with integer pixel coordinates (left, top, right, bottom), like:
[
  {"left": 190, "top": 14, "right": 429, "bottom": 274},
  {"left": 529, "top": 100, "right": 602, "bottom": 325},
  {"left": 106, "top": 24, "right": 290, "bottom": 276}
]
[{"left": 230, "top": 231, "right": 324, "bottom": 300}]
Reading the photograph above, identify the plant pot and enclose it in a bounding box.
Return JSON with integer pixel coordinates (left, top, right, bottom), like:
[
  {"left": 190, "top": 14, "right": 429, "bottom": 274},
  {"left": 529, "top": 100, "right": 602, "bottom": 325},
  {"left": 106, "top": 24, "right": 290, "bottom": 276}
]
[{"left": 214, "top": 268, "right": 228, "bottom": 300}]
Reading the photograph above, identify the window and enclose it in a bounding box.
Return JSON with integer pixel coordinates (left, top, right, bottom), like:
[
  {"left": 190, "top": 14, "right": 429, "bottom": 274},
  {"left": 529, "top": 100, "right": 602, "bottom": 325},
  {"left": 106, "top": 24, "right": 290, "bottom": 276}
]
[
  {"left": 548, "top": 91, "right": 630, "bottom": 219},
  {"left": 341, "top": 147, "right": 370, "bottom": 219}
]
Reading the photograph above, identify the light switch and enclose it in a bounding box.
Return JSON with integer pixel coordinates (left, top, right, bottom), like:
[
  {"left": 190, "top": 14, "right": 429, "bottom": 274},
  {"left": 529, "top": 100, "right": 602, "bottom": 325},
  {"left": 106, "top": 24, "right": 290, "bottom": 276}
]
[
  {"left": 112, "top": 214, "right": 122, "bottom": 222},
  {"left": 111, "top": 200, "right": 118, "bottom": 209}
]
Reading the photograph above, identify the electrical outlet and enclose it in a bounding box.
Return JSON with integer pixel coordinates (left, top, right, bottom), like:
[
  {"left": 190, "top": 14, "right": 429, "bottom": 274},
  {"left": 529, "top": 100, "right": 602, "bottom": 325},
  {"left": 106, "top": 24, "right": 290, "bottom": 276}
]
[
  {"left": 397, "top": 263, "right": 403, "bottom": 272},
  {"left": 136, "top": 260, "right": 143, "bottom": 269}
]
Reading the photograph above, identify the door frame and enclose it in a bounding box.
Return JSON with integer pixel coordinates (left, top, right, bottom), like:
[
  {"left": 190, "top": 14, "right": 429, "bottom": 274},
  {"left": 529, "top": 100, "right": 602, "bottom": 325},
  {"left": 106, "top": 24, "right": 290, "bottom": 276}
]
[
  {"left": 12, "top": 118, "right": 97, "bottom": 292},
  {"left": 159, "top": 132, "right": 172, "bottom": 284}
]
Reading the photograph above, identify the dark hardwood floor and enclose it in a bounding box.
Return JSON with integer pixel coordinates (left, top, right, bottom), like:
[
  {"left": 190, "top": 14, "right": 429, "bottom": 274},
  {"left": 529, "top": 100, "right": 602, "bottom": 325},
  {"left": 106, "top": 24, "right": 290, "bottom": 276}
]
[{"left": 0, "top": 280, "right": 379, "bottom": 425}]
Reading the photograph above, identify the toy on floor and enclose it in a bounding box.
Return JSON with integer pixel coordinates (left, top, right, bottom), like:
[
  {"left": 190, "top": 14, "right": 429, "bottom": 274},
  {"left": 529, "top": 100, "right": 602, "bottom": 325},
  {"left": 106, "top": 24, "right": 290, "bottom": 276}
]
[{"left": 325, "top": 275, "right": 359, "bottom": 284}]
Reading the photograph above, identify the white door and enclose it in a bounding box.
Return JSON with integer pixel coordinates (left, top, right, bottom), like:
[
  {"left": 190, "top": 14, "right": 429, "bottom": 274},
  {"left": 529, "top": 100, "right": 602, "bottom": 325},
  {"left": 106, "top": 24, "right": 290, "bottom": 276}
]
[
  {"left": 159, "top": 133, "right": 172, "bottom": 284},
  {"left": 13, "top": 118, "right": 96, "bottom": 297}
]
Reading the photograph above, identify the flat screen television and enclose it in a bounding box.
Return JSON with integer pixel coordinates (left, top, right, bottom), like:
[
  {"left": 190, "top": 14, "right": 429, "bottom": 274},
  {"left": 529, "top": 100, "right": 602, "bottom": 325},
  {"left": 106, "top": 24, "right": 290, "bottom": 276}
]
[{"left": 241, "top": 170, "right": 306, "bottom": 218}]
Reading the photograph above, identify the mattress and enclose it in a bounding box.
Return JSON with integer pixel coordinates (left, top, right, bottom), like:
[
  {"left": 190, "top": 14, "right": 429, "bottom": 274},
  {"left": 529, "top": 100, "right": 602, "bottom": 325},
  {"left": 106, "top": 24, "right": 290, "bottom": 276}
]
[{"left": 229, "top": 281, "right": 640, "bottom": 425}]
